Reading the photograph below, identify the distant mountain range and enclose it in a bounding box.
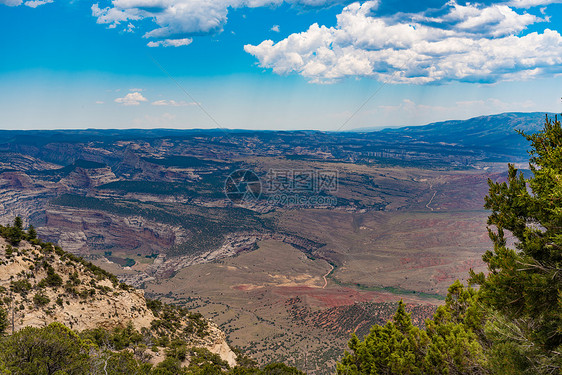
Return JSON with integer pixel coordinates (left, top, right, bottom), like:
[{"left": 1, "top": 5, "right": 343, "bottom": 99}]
[
  {"left": 0, "top": 112, "right": 556, "bottom": 163},
  {"left": 356, "top": 112, "right": 558, "bottom": 159}
]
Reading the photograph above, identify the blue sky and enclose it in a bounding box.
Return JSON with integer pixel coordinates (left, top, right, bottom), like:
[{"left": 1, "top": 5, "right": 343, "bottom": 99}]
[{"left": 1, "top": 0, "right": 562, "bottom": 130}]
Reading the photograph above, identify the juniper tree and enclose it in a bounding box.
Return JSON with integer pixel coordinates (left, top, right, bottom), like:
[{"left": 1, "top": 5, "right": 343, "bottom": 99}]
[
  {"left": 26, "top": 225, "right": 37, "bottom": 241},
  {"left": 471, "top": 115, "right": 562, "bottom": 373},
  {"left": 337, "top": 285, "right": 488, "bottom": 375},
  {"left": 0, "top": 322, "right": 91, "bottom": 374},
  {"left": 4, "top": 217, "right": 24, "bottom": 245}
]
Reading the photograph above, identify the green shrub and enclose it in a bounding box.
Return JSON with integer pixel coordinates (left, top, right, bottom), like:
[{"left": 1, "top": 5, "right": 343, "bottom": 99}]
[
  {"left": 146, "top": 299, "right": 163, "bottom": 316},
  {"left": 165, "top": 339, "right": 187, "bottom": 361},
  {"left": 261, "top": 363, "right": 306, "bottom": 374},
  {"left": 38, "top": 266, "right": 63, "bottom": 288},
  {"left": 9, "top": 280, "right": 31, "bottom": 295},
  {"left": 0, "top": 322, "right": 90, "bottom": 374},
  {"left": 33, "top": 293, "right": 50, "bottom": 307},
  {"left": 187, "top": 347, "right": 230, "bottom": 374},
  {"left": 69, "top": 271, "right": 81, "bottom": 286}
]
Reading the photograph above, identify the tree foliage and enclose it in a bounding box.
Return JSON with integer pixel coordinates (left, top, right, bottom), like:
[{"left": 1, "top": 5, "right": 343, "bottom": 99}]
[
  {"left": 0, "top": 322, "right": 91, "bottom": 375},
  {"left": 470, "top": 115, "right": 562, "bottom": 373},
  {"left": 337, "top": 287, "right": 487, "bottom": 375},
  {"left": 0, "top": 321, "right": 303, "bottom": 375},
  {"left": 0, "top": 217, "right": 40, "bottom": 246}
]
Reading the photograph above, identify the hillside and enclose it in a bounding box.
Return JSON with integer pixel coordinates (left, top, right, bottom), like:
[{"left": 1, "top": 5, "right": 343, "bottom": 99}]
[
  {"left": 371, "top": 112, "right": 555, "bottom": 159},
  {"left": 0, "top": 221, "right": 237, "bottom": 369}
]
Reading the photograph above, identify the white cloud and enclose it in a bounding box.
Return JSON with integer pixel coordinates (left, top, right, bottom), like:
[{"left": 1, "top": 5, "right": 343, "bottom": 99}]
[
  {"left": 23, "top": 0, "right": 52, "bottom": 7},
  {"left": 95, "top": 101, "right": 105, "bottom": 104},
  {"left": 152, "top": 99, "right": 195, "bottom": 106},
  {"left": 245, "top": 0, "right": 562, "bottom": 84},
  {"left": 91, "top": 0, "right": 348, "bottom": 42},
  {"left": 114, "top": 92, "right": 148, "bottom": 105},
  {"left": 271, "top": 24, "right": 280, "bottom": 32},
  {"left": 508, "top": 0, "right": 562, "bottom": 8},
  {"left": 146, "top": 38, "right": 193, "bottom": 47},
  {"left": 0, "top": 0, "right": 23, "bottom": 5},
  {"left": 92, "top": 3, "right": 140, "bottom": 27},
  {"left": 443, "top": 2, "right": 539, "bottom": 37}
]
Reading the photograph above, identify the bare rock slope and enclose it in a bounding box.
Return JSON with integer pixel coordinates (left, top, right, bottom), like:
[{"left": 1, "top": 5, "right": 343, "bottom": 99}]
[{"left": 0, "top": 236, "right": 236, "bottom": 367}]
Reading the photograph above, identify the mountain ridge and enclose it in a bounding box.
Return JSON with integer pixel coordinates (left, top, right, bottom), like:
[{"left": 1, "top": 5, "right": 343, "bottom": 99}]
[
  {"left": 356, "top": 112, "right": 558, "bottom": 158},
  {"left": 354, "top": 112, "right": 556, "bottom": 133}
]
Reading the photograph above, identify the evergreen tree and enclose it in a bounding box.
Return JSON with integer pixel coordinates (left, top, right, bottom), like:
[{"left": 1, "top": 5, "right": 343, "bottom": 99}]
[
  {"left": 26, "top": 225, "right": 37, "bottom": 241},
  {"left": 12, "top": 217, "right": 22, "bottom": 232},
  {"left": 337, "top": 300, "right": 427, "bottom": 374},
  {"left": 423, "top": 281, "right": 488, "bottom": 374},
  {"left": 152, "top": 357, "right": 187, "bottom": 375},
  {"left": 471, "top": 115, "right": 562, "bottom": 373},
  {"left": 337, "top": 292, "right": 487, "bottom": 375},
  {"left": 6, "top": 217, "right": 23, "bottom": 246},
  {"left": 105, "top": 351, "right": 152, "bottom": 375},
  {"left": 260, "top": 363, "right": 306, "bottom": 374},
  {"left": 0, "top": 322, "right": 91, "bottom": 374}
]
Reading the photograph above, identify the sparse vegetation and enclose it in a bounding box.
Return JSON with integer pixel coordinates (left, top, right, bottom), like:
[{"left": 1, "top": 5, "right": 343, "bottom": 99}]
[
  {"left": 0, "top": 321, "right": 307, "bottom": 375},
  {"left": 9, "top": 280, "right": 31, "bottom": 295},
  {"left": 50, "top": 194, "right": 275, "bottom": 257},
  {"left": 38, "top": 265, "right": 63, "bottom": 288},
  {"left": 33, "top": 293, "right": 50, "bottom": 307}
]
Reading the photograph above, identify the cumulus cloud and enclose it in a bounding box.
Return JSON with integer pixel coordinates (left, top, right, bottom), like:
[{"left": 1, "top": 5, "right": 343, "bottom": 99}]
[
  {"left": 441, "top": 2, "right": 539, "bottom": 36},
  {"left": 244, "top": 0, "right": 562, "bottom": 84},
  {"left": 1, "top": 0, "right": 54, "bottom": 6},
  {"left": 147, "top": 38, "right": 193, "bottom": 47},
  {"left": 508, "top": 0, "right": 562, "bottom": 8},
  {"left": 115, "top": 92, "right": 148, "bottom": 105},
  {"left": 92, "top": 3, "right": 140, "bottom": 28},
  {"left": 271, "top": 25, "right": 280, "bottom": 32},
  {"left": 91, "top": 0, "right": 349, "bottom": 43},
  {"left": 0, "top": 0, "right": 23, "bottom": 5},
  {"left": 23, "top": 0, "right": 52, "bottom": 7}
]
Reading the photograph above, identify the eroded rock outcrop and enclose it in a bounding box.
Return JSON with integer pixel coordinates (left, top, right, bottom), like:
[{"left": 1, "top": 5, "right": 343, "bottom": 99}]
[{"left": 0, "top": 237, "right": 236, "bottom": 367}]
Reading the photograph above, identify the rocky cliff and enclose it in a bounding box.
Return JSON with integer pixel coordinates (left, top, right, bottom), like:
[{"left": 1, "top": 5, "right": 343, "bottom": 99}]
[{"left": 0, "top": 235, "right": 237, "bottom": 367}]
